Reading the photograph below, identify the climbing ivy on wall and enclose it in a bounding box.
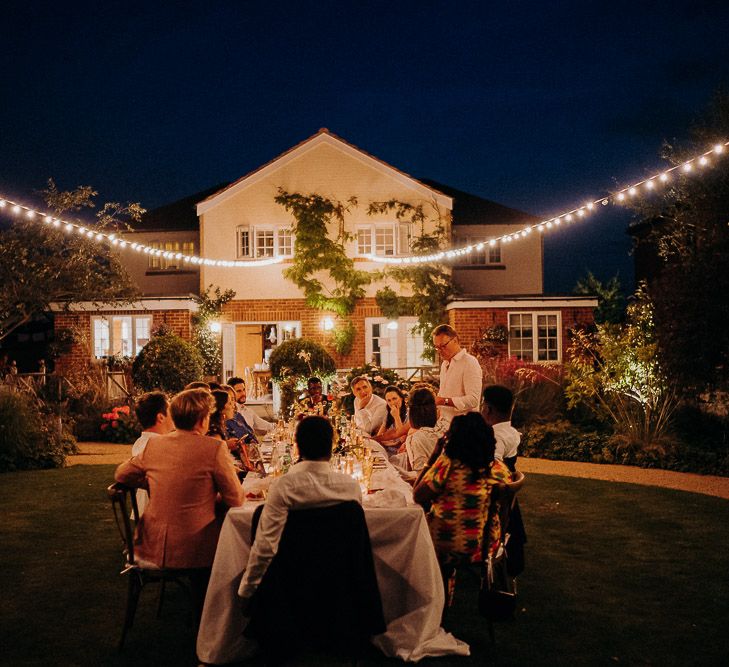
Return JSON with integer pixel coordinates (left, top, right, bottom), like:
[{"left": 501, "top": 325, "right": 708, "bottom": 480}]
[
  {"left": 368, "top": 200, "right": 455, "bottom": 362},
  {"left": 275, "top": 191, "right": 455, "bottom": 361},
  {"left": 275, "top": 190, "right": 371, "bottom": 355}
]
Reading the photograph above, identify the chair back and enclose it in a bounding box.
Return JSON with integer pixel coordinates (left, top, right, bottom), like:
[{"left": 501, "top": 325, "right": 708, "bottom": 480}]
[
  {"left": 245, "top": 501, "right": 385, "bottom": 659},
  {"left": 485, "top": 471, "right": 526, "bottom": 548},
  {"left": 108, "top": 482, "right": 141, "bottom": 567}
]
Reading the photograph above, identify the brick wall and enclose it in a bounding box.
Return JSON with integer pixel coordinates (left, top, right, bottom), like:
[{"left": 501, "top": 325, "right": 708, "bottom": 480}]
[
  {"left": 449, "top": 305, "right": 595, "bottom": 360},
  {"left": 53, "top": 309, "right": 194, "bottom": 374},
  {"left": 222, "top": 297, "right": 384, "bottom": 368}
]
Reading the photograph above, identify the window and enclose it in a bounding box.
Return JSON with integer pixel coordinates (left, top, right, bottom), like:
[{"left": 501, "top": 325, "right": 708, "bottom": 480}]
[
  {"left": 457, "top": 238, "right": 501, "bottom": 266},
  {"left": 147, "top": 241, "right": 195, "bottom": 270},
  {"left": 356, "top": 223, "right": 410, "bottom": 257},
  {"left": 508, "top": 312, "right": 560, "bottom": 362},
  {"left": 92, "top": 316, "right": 152, "bottom": 358},
  {"left": 366, "top": 317, "right": 427, "bottom": 373},
  {"left": 236, "top": 225, "right": 294, "bottom": 259}
]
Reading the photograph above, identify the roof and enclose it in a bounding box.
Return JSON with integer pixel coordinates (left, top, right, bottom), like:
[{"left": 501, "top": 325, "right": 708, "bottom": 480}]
[
  {"left": 197, "top": 128, "right": 453, "bottom": 214},
  {"left": 419, "top": 179, "right": 540, "bottom": 227},
  {"left": 130, "top": 183, "right": 228, "bottom": 232}
]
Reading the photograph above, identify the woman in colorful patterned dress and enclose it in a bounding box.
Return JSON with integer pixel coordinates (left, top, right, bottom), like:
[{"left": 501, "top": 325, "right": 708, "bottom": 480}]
[{"left": 413, "top": 412, "right": 512, "bottom": 606}]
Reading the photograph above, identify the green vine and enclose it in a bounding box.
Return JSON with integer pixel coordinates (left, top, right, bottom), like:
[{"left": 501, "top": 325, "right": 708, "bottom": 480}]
[
  {"left": 275, "top": 190, "right": 371, "bottom": 355},
  {"left": 368, "top": 200, "right": 455, "bottom": 361},
  {"left": 192, "top": 285, "right": 236, "bottom": 375}
]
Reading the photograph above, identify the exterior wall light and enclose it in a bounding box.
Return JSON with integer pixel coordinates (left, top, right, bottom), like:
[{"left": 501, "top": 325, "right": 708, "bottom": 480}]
[
  {"left": 209, "top": 321, "right": 222, "bottom": 334},
  {"left": 321, "top": 317, "right": 335, "bottom": 331}
]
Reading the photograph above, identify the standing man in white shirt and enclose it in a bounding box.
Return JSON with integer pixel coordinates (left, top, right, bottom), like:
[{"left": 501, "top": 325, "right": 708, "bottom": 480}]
[
  {"left": 431, "top": 324, "right": 482, "bottom": 426},
  {"left": 239, "top": 416, "right": 362, "bottom": 605},
  {"left": 130, "top": 391, "right": 174, "bottom": 515},
  {"left": 351, "top": 376, "right": 388, "bottom": 436},
  {"left": 228, "top": 376, "right": 274, "bottom": 435}
]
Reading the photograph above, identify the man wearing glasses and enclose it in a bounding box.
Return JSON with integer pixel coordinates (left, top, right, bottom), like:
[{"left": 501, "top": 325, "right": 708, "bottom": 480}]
[{"left": 431, "top": 324, "right": 482, "bottom": 425}]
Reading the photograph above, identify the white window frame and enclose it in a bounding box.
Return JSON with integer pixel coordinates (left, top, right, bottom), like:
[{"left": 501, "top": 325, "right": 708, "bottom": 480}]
[
  {"left": 91, "top": 315, "right": 152, "bottom": 358},
  {"left": 236, "top": 224, "right": 294, "bottom": 259},
  {"left": 456, "top": 237, "right": 502, "bottom": 266},
  {"left": 507, "top": 311, "right": 561, "bottom": 363},
  {"left": 364, "top": 316, "right": 427, "bottom": 374},
  {"left": 356, "top": 222, "right": 411, "bottom": 257}
]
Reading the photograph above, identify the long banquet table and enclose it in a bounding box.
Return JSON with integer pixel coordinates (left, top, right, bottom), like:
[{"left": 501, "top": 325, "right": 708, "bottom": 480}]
[{"left": 196, "top": 477, "right": 470, "bottom": 663}]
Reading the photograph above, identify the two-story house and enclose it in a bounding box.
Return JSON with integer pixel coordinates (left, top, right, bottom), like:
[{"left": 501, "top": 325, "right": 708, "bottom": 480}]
[{"left": 54, "top": 129, "right": 596, "bottom": 380}]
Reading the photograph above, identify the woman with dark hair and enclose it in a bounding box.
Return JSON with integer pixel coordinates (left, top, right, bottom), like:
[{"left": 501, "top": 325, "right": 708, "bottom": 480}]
[
  {"left": 208, "top": 390, "right": 235, "bottom": 441},
  {"left": 374, "top": 385, "right": 409, "bottom": 453},
  {"left": 397, "top": 385, "right": 445, "bottom": 479},
  {"left": 413, "top": 412, "right": 511, "bottom": 605}
]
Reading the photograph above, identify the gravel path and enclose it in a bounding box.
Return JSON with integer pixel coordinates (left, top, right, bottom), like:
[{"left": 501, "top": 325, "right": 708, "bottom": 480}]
[{"left": 69, "top": 442, "right": 729, "bottom": 501}]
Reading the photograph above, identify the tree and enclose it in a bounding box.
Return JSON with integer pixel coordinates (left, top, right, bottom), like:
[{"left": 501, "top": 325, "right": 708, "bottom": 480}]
[
  {"left": 0, "top": 180, "right": 141, "bottom": 342},
  {"left": 573, "top": 271, "right": 625, "bottom": 324},
  {"left": 628, "top": 90, "right": 729, "bottom": 393}
]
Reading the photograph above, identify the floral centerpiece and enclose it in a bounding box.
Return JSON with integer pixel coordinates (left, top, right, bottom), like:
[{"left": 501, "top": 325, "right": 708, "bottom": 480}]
[{"left": 100, "top": 405, "right": 141, "bottom": 443}]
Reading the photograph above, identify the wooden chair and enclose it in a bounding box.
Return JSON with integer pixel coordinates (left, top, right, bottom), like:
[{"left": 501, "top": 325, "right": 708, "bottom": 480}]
[{"left": 107, "top": 482, "right": 196, "bottom": 649}]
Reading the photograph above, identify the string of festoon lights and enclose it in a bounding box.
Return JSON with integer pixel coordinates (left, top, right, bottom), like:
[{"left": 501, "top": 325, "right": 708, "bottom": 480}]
[
  {"left": 0, "top": 140, "right": 727, "bottom": 268},
  {"left": 0, "top": 197, "right": 283, "bottom": 268},
  {"left": 365, "top": 140, "right": 729, "bottom": 266}
]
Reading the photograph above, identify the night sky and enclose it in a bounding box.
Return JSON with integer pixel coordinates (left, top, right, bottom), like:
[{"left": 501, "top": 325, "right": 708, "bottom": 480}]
[{"left": 2, "top": 1, "right": 728, "bottom": 292}]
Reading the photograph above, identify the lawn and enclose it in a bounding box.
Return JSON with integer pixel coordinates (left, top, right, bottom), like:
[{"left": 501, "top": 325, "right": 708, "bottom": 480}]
[{"left": 1, "top": 465, "right": 729, "bottom": 666}]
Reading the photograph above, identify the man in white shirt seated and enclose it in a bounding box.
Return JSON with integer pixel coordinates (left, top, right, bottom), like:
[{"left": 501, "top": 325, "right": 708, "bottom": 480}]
[
  {"left": 431, "top": 324, "right": 482, "bottom": 426},
  {"left": 129, "top": 391, "right": 174, "bottom": 515},
  {"left": 239, "top": 416, "right": 362, "bottom": 607},
  {"left": 351, "top": 376, "right": 388, "bottom": 436},
  {"left": 481, "top": 384, "right": 521, "bottom": 471},
  {"left": 228, "top": 376, "right": 274, "bottom": 435}
]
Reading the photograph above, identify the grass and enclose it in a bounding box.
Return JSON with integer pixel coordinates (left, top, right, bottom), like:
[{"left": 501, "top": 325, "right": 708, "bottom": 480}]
[{"left": 1, "top": 466, "right": 729, "bottom": 666}]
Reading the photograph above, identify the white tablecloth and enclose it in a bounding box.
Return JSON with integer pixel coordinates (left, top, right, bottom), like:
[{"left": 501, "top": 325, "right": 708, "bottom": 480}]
[{"left": 196, "top": 502, "right": 470, "bottom": 663}]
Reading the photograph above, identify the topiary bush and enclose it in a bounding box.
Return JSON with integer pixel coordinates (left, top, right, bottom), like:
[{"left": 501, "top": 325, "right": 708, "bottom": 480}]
[
  {"left": 269, "top": 339, "right": 337, "bottom": 417},
  {"left": 0, "top": 391, "right": 78, "bottom": 471},
  {"left": 132, "top": 333, "right": 204, "bottom": 393}
]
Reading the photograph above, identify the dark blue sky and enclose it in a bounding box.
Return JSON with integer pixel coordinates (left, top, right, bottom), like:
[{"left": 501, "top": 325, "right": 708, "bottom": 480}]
[{"left": 2, "top": 1, "right": 728, "bottom": 292}]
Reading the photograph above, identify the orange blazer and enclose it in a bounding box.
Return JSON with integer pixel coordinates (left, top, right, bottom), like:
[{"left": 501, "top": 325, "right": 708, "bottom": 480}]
[{"left": 115, "top": 430, "right": 244, "bottom": 569}]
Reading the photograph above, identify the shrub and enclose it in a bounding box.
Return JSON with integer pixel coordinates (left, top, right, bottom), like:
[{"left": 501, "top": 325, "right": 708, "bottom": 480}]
[
  {"left": 269, "top": 339, "right": 337, "bottom": 417},
  {"left": 0, "top": 391, "right": 77, "bottom": 472},
  {"left": 132, "top": 333, "right": 204, "bottom": 393},
  {"left": 477, "top": 355, "right": 566, "bottom": 426}
]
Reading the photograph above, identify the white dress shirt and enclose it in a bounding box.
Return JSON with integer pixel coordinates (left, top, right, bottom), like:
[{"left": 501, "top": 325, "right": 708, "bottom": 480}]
[
  {"left": 239, "top": 460, "right": 362, "bottom": 599},
  {"left": 492, "top": 421, "right": 521, "bottom": 461},
  {"left": 129, "top": 431, "right": 161, "bottom": 516},
  {"left": 437, "top": 348, "right": 483, "bottom": 425},
  {"left": 237, "top": 404, "right": 274, "bottom": 433},
  {"left": 354, "top": 393, "right": 388, "bottom": 436}
]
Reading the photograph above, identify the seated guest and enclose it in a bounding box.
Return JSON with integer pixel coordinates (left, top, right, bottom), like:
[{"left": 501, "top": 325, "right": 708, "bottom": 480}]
[
  {"left": 115, "top": 388, "right": 244, "bottom": 617},
  {"left": 481, "top": 384, "right": 520, "bottom": 471},
  {"left": 374, "top": 385, "right": 409, "bottom": 453},
  {"left": 184, "top": 381, "right": 211, "bottom": 391},
  {"left": 239, "top": 416, "right": 362, "bottom": 606},
  {"left": 413, "top": 412, "right": 511, "bottom": 606},
  {"left": 130, "top": 391, "right": 174, "bottom": 515},
  {"left": 351, "top": 376, "right": 387, "bottom": 436},
  {"left": 208, "top": 390, "right": 236, "bottom": 442},
  {"left": 227, "top": 376, "right": 274, "bottom": 437},
  {"left": 398, "top": 385, "right": 445, "bottom": 479},
  {"left": 296, "top": 376, "right": 333, "bottom": 415}
]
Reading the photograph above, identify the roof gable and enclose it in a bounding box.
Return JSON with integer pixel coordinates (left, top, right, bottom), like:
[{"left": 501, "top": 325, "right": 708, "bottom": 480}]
[{"left": 197, "top": 129, "right": 452, "bottom": 215}]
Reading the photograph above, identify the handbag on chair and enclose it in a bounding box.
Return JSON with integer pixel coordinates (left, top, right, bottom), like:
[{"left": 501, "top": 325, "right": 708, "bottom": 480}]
[{"left": 478, "top": 542, "right": 517, "bottom": 622}]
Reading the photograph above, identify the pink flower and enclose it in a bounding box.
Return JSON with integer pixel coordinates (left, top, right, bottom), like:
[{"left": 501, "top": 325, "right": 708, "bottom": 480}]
[
  {"left": 111, "top": 420, "right": 118, "bottom": 428},
  {"left": 100, "top": 424, "right": 108, "bottom": 431},
  {"left": 117, "top": 405, "right": 130, "bottom": 415}
]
